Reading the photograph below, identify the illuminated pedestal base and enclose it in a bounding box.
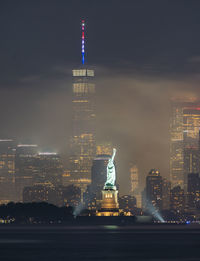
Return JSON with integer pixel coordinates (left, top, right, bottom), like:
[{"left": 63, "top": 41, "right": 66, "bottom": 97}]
[{"left": 97, "top": 186, "right": 119, "bottom": 216}]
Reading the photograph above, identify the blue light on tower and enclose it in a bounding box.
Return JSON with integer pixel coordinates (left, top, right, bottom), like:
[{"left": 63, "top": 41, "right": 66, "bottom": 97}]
[{"left": 81, "top": 20, "right": 85, "bottom": 65}]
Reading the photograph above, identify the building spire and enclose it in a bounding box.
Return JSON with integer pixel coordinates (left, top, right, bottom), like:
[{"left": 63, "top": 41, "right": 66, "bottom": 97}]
[{"left": 81, "top": 19, "right": 85, "bottom": 65}]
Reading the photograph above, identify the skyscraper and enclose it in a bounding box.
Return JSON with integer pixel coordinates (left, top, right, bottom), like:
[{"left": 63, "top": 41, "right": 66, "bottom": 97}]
[
  {"left": 183, "top": 107, "right": 200, "bottom": 147},
  {"left": 96, "top": 142, "right": 112, "bottom": 156},
  {"left": 183, "top": 147, "right": 199, "bottom": 189},
  {"left": 15, "top": 144, "right": 38, "bottom": 201},
  {"left": 130, "top": 164, "right": 142, "bottom": 208},
  {"left": 187, "top": 173, "right": 200, "bottom": 209},
  {"left": 162, "top": 178, "right": 171, "bottom": 210},
  {"left": 183, "top": 107, "right": 200, "bottom": 189},
  {"left": 130, "top": 164, "right": 139, "bottom": 193},
  {"left": 170, "top": 98, "right": 184, "bottom": 188},
  {"left": 146, "top": 169, "right": 163, "bottom": 211},
  {"left": 170, "top": 186, "right": 185, "bottom": 212},
  {"left": 35, "top": 152, "right": 63, "bottom": 186},
  {"left": 170, "top": 96, "right": 200, "bottom": 189},
  {"left": 70, "top": 20, "right": 96, "bottom": 191},
  {"left": 0, "top": 139, "right": 15, "bottom": 203}
]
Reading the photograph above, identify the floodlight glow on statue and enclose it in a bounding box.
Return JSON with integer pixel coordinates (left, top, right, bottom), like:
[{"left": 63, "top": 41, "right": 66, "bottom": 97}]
[{"left": 105, "top": 148, "right": 116, "bottom": 188}]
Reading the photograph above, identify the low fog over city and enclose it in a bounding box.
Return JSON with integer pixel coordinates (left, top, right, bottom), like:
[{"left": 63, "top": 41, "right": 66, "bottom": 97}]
[{"left": 1, "top": 1, "right": 200, "bottom": 193}]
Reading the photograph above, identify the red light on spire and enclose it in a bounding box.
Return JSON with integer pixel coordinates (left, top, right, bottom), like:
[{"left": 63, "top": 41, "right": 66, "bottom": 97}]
[{"left": 81, "top": 19, "right": 85, "bottom": 65}]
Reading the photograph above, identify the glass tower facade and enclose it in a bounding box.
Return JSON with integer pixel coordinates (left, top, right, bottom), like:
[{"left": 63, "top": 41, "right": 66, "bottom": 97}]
[
  {"left": 146, "top": 169, "right": 163, "bottom": 211},
  {"left": 183, "top": 107, "right": 200, "bottom": 190},
  {"left": 15, "top": 144, "right": 38, "bottom": 201},
  {"left": 170, "top": 97, "right": 200, "bottom": 189},
  {"left": 130, "top": 164, "right": 139, "bottom": 193},
  {"left": 34, "top": 152, "right": 63, "bottom": 186},
  {"left": 170, "top": 100, "right": 184, "bottom": 188},
  {"left": 0, "top": 139, "right": 15, "bottom": 203},
  {"left": 70, "top": 69, "right": 96, "bottom": 190}
]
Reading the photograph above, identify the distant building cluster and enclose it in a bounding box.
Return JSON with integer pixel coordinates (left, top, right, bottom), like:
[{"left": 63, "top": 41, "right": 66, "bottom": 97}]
[
  {"left": 0, "top": 139, "right": 114, "bottom": 212},
  {"left": 0, "top": 141, "right": 73, "bottom": 205},
  {"left": 128, "top": 96, "right": 200, "bottom": 221},
  {"left": 122, "top": 96, "right": 200, "bottom": 221},
  {"left": 138, "top": 168, "right": 200, "bottom": 221}
]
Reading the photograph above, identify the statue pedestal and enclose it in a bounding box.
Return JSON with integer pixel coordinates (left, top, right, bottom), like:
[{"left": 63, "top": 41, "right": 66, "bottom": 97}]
[{"left": 97, "top": 186, "right": 119, "bottom": 216}]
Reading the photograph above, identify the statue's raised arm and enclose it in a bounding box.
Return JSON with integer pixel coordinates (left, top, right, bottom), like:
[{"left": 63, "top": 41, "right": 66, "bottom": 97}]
[
  {"left": 111, "top": 148, "right": 116, "bottom": 162},
  {"left": 105, "top": 148, "right": 117, "bottom": 188}
]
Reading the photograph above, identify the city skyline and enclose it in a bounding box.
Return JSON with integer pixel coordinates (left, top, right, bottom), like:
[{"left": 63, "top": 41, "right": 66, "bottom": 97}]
[
  {"left": 2, "top": 2, "right": 200, "bottom": 261},
  {"left": 1, "top": 1, "right": 200, "bottom": 193}
]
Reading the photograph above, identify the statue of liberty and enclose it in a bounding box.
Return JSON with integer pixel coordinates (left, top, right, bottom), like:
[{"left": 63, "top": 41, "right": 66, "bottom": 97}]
[{"left": 105, "top": 148, "right": 116, "bottom": 188}]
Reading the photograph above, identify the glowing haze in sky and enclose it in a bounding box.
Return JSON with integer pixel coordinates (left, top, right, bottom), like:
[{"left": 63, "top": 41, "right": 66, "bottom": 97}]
[{"left": 1, "top": 1, "right": 200, "bottom": 193}]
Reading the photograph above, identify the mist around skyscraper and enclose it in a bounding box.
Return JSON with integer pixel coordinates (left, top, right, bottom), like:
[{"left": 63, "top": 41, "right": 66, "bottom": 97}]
[
  {"left": 1, "top": 2, "right": 200, "bottom": 225},
  {"left": 2, "top": 2, "right": 200, "bottom": 261},
  {"left": 0, "top": 19, "right": 199, "bottom": 224}
]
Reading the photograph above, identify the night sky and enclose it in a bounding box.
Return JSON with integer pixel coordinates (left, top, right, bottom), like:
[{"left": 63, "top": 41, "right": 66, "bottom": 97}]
[{"left": 1, "top": 0, "right": 200, "bottom": 193}]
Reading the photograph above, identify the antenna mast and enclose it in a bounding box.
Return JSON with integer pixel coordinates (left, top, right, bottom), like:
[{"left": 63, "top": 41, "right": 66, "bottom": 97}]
[{"left": 81, "top": 20, "right": 85, "bottom": 65}]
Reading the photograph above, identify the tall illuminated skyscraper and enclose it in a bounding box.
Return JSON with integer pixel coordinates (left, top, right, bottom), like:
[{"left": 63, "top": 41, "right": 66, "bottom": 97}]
[
  {"left": 187, "top": 173, "right": 200, "bottom": 209},
  {"left": 15, "top": 144, "right": 38, "bottom": 201},
  {"left": 170, "top": 98, "right": 184, "bottom": 188},
  {"left": 170, "top": 186, "right": 185, "bottom": 212},
  {"left": 70, "top": 20, "right": 96, "bottom": 191},
  {"left": 170, "top": 96, "right": 200, "bottom": 189},
  {"left": 0, "top": 139, "right": 15, "bottom": 203},
  {"left": 130, "top": 164, "right": 139, "bottom": 193},
  {"left": 162, "top": 178, "right": 171, "bottom": 210},
  {"left": 183, "top": 107, "right": 200, "bottom": 189},
  {"left": 130, "top": 164, "right": 142, "bottom": 208},
  {"left": 146, "top": 169, "right": 163, "bottom": 211}
]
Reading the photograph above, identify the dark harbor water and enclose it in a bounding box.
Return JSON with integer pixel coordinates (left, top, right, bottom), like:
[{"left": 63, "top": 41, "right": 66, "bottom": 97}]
[{"left": 0, "top": 225, "right": 200, "bottom": 261}]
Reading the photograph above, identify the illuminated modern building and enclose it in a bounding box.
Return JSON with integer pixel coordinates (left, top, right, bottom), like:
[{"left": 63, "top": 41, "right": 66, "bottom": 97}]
[
  {"left": 130, "top": 164, "right": 139, "bottom": 193},
  {"left": 183, "top": 108, "right": 200, "bottom": 147},
  {"left": 23, "top": 184, "right": 51, "bottom": 203},
  {"left": 183, "top": 147, "right": 199, "bottom": 189},
  {"left": 0, "top": 139, "right": 15, "bottom": 202},
  {"left": 183, "top": 109, "right": 200, "bottom": 189},
  {"left": 146, "top": 169, "right": 163, "bottom": 211},
  {"left": 34, "top": 152, "right": 63, "bottom": 186},
  {"left": 83, "top": 186, "right": 97, "bottom": 211},
  {"left": 187, "top": 173, "right": 200, "bottom": 209},
  {"left": 62, "top": 184, "right": 81, "bottom": 207},
  {"left": 23, "top": 184, "right": 63, "bottom": 207},
  {"left": 130, "top": 164, "right": 142, "bottom": 208},
  {"left": 162, "top": 178, "right": 171, "bottom": 210},
  {"left": 62, "top": 170, "right": 71, "bottom": 187},
  {"left": 170, "top": 186, "right": 185, "bottom": 212},
  {"left": 23, "top": 184, "right": 81, "bottom": 207},
  {"left": 15, "top": 144, "right": 38, "bottom": 201},
  {"left": 96, "top": 142, "right": 112, "bottom": 156},
  {"left": 118, "top": 195, "right": 136, "bottom": 214},
  {"left": 70, "top": 20, "right": 96, "bottom": 191},
  {"left": 170, "top": 97, "right": 200, "bottom": 189},
  {"left": 170, "top": 99, "right": 184, "bottom": 188}
]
